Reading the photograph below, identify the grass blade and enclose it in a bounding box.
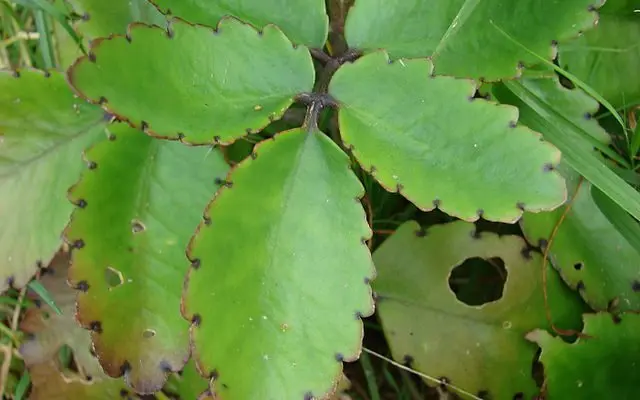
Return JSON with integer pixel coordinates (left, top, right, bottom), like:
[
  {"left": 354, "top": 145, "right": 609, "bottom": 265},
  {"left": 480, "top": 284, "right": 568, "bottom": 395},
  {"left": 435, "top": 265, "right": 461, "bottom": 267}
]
[
  {"left": 14, "top": 370, "right": 30, "bottom": 400},
  {"left": 360, "top": 350, "right": 382, "bottom": 400},
  {"left": 12, "top": 0, "right": 85, "bottom": 54},
  {"left": 34, "top": 9, "right": 54, "bottom": 68},
  {"left": 491, "top": 20, "right": 631, "bottom": 158},
  {"left": 591, "top": 186, "right": 640, "bottom": 252},
  {"left": 27, "top": 280, "right": 62, "bottom": 315},
  {"left": 505, "top": 80, "right": 640, "bottom": 221}
]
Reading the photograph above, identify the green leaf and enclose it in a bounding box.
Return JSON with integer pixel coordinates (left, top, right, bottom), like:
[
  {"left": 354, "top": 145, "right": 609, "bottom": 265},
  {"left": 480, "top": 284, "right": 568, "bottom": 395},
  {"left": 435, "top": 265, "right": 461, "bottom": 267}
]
[
  {"left": 344, "top": 0, "right": 601, "bottom": 80},
  {"left": 67, "top": 0, "right": 166, "bottom": 38},
  {"left": 164, "top": 360, "right": 213, "bottom": 399},
  {"left": 591, "top": 186, "right": 640, "bottom": 254},
  {"left": 528, "top": 313, "right": 640, "bottom": 399},
  {"left": 0, "top": 70, "right": 107, "bottom": 292},
  {"left": 502, "top": 79, "right": 640, "bottom": 221},
  {"left": 559, "top": 0, "right": 640, "bottom": 110},
  {"left": 64, "top": 124, "right": 229, "bottom": 393},
  {"left": 521, "top": 166, "right": 640, "bottom": 312},
  {"left": 68, "top": 17, "right": 314, "bottom": 145},
  {"left": 373, "top": 221, "right": 584, "bottom": 399},
  {"left": 490, "top": 76, "right": 613, "bottom": 154},
  {"left": 149, "top": 0, "right": 328, "bottom": 48},
  {"left": 19, "top": 252, "right": 106, "bottom": 379},
  {"left": 328, "top": 52, "right": 566, "bottom": 223},
  {"left": 184, "top": 128, "right": 375, "bottom": 399}
]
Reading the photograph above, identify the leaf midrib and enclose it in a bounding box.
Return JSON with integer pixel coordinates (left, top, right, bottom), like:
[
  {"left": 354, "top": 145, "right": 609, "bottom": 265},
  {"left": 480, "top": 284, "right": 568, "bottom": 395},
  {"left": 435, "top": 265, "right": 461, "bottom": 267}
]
[{"left": 261, "top": 133, "right": 312, "bottom": 290}]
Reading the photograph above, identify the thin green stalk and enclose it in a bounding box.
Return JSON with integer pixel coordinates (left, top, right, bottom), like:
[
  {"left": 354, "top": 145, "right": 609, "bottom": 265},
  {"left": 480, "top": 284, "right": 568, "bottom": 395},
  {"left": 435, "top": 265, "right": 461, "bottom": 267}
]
[
  {"left": 34, "top": 9, "right": 54, "bottom": 68},
  {"left": 360, "top": 350, "right": 382, "bottom": 400}
]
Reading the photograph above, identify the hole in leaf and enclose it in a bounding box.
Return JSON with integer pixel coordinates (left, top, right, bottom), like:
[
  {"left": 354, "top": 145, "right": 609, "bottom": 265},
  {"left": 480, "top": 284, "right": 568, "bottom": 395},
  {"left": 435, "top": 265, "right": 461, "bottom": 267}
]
[
  {"left": 105, "top": 267, "right": 124, "bottom": 288},
  {"left": 143, "top": 329, "right": 156, "bottom": 339},
  {"left": 448, "top": 257, "right": 507, "bottom": 306},
  {"left": 131, "top": 219, "right": 146, "bottom": 234}
]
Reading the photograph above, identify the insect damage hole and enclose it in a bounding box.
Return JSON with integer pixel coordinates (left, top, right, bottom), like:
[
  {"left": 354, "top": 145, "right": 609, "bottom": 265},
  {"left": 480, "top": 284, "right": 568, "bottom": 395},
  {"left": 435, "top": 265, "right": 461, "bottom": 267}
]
[
  {"left": 448, "top": 257, "right": 507, "bottom": 306},
  {"left": 105, "top": 266, "right": 124, "bottom": 289},
  {"left": 131, "top": 219, "right": 146, "bottom": 234},
  {"left": 143, "top": 329, "right": 156, "bottom": 339}
]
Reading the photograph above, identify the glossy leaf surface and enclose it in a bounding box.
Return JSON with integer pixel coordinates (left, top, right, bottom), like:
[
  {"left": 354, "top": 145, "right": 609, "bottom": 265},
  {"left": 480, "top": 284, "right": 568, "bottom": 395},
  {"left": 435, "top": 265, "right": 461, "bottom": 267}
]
[
  {"left": 521, "top": 166, "right": 640, "bottom": 312},
  {"left": 529, "top": 313, "right": 640, "bottom": 399},
  {"left": 184, "top": 128, "right": 375, "bottom": 399},
  {"left": 68, "top": 18, "right": 314, "bottom": 145},
  {"left": 67, "top": 0, "right": 166, "bottom": 38},
  {"left": 559, "top": 0, "right": 640, "bottom": 109},
  {"left": 373, "top": 221, "right": 584, "bottom": 399},
  {"left": 64, "top": 124, "right": 229, "bottom": 393},
  {"left": 329, "top": 52, "right": 566, "bottom": 223},
  {"left": 344, "top": 0, "right": 601, "bottom": 79},
  {"left": 0, "top": 70, "right": 106, "bottom": 292},
  {"left": 150, "top": 0, "right": 328, "bottom": 47}
]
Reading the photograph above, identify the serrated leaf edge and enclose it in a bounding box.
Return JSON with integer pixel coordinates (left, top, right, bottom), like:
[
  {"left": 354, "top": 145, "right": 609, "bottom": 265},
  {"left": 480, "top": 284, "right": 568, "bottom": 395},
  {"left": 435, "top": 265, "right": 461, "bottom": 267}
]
[
  {"left": 181, "top": 128, "right": 375, "bottom": 400},
  {"left": 66, "top": 16, "right": 312, "bottom": 147}
]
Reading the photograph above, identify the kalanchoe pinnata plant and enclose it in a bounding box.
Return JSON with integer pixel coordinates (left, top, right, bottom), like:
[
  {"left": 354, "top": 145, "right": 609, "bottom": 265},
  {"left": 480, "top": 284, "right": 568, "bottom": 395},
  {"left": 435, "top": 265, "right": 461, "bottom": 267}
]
[{"left": 7, "top": 0, "right": 639, "bottom": 399}]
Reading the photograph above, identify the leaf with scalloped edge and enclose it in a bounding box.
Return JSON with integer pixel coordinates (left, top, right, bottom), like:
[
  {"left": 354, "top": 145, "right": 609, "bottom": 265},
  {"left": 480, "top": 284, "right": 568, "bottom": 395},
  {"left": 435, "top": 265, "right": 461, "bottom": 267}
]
[
  {"left": 19, "top": 251, "right": 104, "bottom": 379},
  {"left": 29, "top": 361, "right": 135, "bottom": 400},
  {"left": 373, "top": 221, "right": 584, "bottom": 399},
  {"left": 67, "top": 0, "right": 166, "bottom": 38},
  {"left": 164, "top": 360, "right": 214, "bottom": 400},
  {"left": 559, "top": 0, "right": 640, "bottom": 109},
  {"left": 149, "top": 0, "right": 328, "bottom": 48},
  {"left": 0, "top": 70, "right": 107, "bottom": 293},
  {"left": 183, "top": 128, "right": 375, "bottom": 399},
  {"left": 528, "top": 312, "right": 640, "bottom": 399},
  {"left": 521, "top": 165, "right": 640, "bottom": 312},
  {"left": 67, "top": 17, "right": 314, "bottom": 145},
  {"left": 490, "top": 76, "right": 611, "bottom": 152},
  {"left": 329, "top": 52, "right": 566, "bottom": 223},
  {"left": 344, "top": 0, "right": 602, "bottom": 80},
  {"left": 64, "top": 123, "right": 229, "bottom": 394}
]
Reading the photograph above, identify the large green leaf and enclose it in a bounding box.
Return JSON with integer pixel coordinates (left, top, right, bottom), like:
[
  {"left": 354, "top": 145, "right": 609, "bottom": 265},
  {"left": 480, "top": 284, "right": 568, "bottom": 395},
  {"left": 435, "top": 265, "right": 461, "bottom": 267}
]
[
  {"left": 528, "top": 313, "right": 640, "bottom": 399},
  {"left": 68, "top": 17, "right": 314, "bottom": 145},
  {"left": 149, "top": 0, "right": 328, "bottom": 48},
  {"left": 344, "top": 0, "right": 600, "bottom": 80},
  {"left": 521, "top": 166, "right": 640, "bottom": 312},
  {"left": 328, "top": 52, "right": 566, "bottom": 223},
  {"left": 373, "top": 221, "right": 584, "bottom": 399},
  {"left": 64, "top": 123, "right": 229, "bottom": 393},
  {"left": 183, "top": 128, "right": 375, "bottom": 399},
  {"left": 67, "top": 0, "right": 166, "bottom": 38},
  {"left": 0, "top": 70, "right": 107, "bottom": 292},
  {"left": 559, "top": 0, "right": 640, "bottom": 109}
]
